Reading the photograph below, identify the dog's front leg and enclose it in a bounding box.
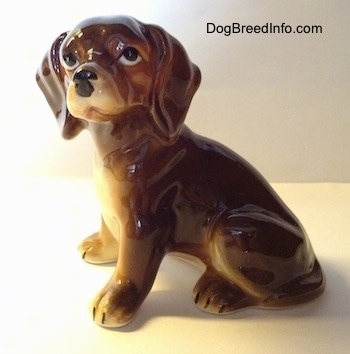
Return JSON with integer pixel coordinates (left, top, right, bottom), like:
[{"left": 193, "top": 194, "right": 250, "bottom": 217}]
[
  {"left": 91, "top": 228, "right": 166, "bottom": 327},
  {"left": 78, "top": 217, "right": 119, "bottom": 263}
]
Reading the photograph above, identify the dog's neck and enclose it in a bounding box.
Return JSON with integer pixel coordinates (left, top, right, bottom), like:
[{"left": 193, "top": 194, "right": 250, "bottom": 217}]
[
  {"left": 86, "top": 113, "right": 167, "bottom": 163},
  {"left": 88, "top": 120, "right": 121, "bottom": 159}
]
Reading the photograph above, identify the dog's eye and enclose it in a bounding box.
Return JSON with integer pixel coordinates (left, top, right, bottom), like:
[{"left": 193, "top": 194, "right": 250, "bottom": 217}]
[
  {"left": 118, "top": 47, "right": 141, "bottom": 66},
  {"left": 62, "top": 52, "right": 79, "bottom": 69}
]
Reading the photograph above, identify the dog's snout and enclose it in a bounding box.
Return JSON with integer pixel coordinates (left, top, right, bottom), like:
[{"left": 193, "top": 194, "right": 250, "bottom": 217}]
[
  {"left": 73, "top": 69, "right": 97, "bottom": 97},
  {"left": 74, "top": 69, "right": 98, "bottom": 81}
]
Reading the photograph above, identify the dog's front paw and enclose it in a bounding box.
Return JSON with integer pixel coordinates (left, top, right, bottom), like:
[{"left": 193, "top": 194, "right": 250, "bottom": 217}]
[
  {"left": 91, "top": 277, "right": 140, "bottom": 327},
  {"left": 78, "top": 232, "right": 118, "bottom": 264},
  {"left": 193, "top": 269, "right": 252, "bottom": 314}
]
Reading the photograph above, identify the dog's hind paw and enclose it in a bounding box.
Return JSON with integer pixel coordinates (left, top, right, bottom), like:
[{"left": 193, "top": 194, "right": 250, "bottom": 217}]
[{"left": 193, "top": 269, "right": 252, "bottom": 314}]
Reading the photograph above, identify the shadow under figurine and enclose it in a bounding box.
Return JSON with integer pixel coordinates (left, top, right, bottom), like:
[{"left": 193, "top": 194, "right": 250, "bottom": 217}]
[{"left": 36, "top": 15, "right": 325, "bottom": 328}]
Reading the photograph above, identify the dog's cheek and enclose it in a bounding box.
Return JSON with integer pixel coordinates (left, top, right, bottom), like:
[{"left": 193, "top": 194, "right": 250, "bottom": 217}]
[
  {"left": 91, "top": 83, "right": 125, "bottom": 114},
  {"left": 132, "top": 72, "right": 152, "bottom": 89},
  {"left": 66, "top": 85, "right": 89, "bottom": 118},
  {"left": 128, "top": 72, "right": 153, "bottom": 105}
]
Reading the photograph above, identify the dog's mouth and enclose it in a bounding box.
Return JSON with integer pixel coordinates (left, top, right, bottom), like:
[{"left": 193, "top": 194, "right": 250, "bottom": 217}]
[
  {"left": 67, "top": 100, "right": 120, "bottom": 121},
  {"left": 66, "top": 75, "right": 124, "bottom": 121},
  {"left": 85, "top": 106, "right": 118, "bottom": 120}
]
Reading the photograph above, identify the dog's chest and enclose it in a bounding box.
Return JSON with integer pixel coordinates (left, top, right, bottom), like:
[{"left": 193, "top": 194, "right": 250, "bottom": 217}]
[{"left": 93, "top": 156, "right": 133, "bottom": 235}]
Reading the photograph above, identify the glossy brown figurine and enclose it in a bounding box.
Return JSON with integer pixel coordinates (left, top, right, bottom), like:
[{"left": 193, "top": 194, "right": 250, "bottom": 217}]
[{"left": 36, "top": 15, "right": 325, "bottom": 328}]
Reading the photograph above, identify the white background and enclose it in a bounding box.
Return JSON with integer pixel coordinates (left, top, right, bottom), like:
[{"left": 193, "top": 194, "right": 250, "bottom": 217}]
[{"left": 1, "top": 0, "right": 349, "bottom": 181}]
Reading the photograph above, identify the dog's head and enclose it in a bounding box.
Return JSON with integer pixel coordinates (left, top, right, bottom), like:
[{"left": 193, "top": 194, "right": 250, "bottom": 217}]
[{"left": 36, "top": 16, "right": 201, "bottom": 140}]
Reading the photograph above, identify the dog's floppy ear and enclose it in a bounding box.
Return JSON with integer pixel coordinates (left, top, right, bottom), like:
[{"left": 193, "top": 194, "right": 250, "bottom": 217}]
[
  {"left": 36, "top": 32, "right": 85, "bottom": 139},
  {"left": 147, "top": 25, "right": 201, "bottom": 140}
]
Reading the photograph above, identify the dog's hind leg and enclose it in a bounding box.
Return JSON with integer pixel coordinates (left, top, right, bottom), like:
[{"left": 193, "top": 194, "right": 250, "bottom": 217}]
[
  {"left": 193, "top": 267, "right": 254, "bottom": 314},
  {"left": 78, "top": 216, "right": 119, "bottom": 264},
  {"left": 193, "top": 206, "right": 324, "bottom": 314}
]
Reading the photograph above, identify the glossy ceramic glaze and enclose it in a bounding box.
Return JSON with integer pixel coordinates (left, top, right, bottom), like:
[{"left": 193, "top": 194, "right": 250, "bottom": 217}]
[{"left": 36, "top": 15, "right": 325, "bottom": 328}]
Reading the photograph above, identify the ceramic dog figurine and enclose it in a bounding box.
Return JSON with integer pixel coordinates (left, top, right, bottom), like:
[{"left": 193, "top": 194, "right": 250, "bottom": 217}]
[{"left": 36, "top": 15, "right": 324, "bottom": 327}]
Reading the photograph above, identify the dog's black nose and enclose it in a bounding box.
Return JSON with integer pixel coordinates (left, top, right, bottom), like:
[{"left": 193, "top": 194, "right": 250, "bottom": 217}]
[{"left": 73, "top": 69, "right": 97, "bottom": 97}]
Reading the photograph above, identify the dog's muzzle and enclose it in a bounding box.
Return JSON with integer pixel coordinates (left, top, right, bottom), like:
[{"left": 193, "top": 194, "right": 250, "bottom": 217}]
[{"left": 73, "top": 69, "right": 97, "bottom": 97}]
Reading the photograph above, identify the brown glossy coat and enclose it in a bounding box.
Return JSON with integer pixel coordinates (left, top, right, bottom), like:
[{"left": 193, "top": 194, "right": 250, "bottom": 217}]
[{"left": 36, "top": 15, "right": 324, "bottom": 328}]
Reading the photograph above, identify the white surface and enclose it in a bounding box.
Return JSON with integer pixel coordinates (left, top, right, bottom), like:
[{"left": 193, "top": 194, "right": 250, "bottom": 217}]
[
  {"left": 1, "top": 0, "right": 349, "bottom": 181},
  {"left": 0, "top": 177, "right": 349, "bottom": 353}
]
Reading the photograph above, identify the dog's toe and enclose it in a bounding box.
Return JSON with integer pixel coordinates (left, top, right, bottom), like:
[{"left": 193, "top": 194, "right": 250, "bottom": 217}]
[
  {"left": 78, "top": 232, "right": 118, "bottom": 264},
  {"left": 90, "top": 278, "right": 140, "bottom": 328},
  {"left": 193, "top": 269, "right": 253, "bottom": 314}
]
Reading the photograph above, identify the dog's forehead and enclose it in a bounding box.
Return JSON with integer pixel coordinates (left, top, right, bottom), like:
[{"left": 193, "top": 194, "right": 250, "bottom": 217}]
[{"left": 66, "top": 16, "right": 147, "bottom": 47}]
